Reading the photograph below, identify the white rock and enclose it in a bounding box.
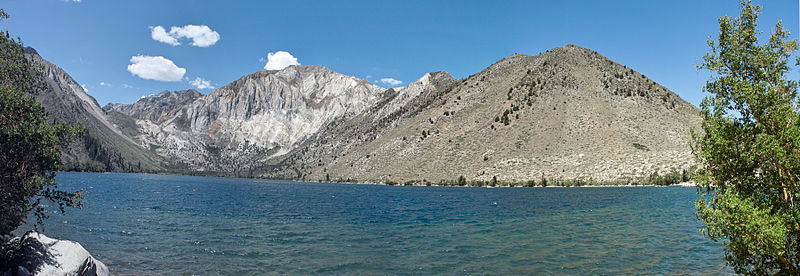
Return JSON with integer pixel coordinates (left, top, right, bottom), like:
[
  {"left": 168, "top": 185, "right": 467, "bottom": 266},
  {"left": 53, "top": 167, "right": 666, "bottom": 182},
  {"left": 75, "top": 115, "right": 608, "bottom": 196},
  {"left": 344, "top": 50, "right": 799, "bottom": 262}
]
[{"left": 1, "top": 232, "right": 109, "bottom": 276}]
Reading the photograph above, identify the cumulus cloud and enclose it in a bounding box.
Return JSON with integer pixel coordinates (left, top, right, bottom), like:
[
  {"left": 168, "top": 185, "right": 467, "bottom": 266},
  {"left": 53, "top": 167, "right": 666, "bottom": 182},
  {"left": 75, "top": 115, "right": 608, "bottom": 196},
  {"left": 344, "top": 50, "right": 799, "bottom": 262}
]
[
  {"left": 170, "top": 25, "right": 220, "bottom": 47},
  {"left": 190, "top": 77, "right": 214, "bottom": 90},
  {"left": 264, "top": 51, "right": 300, "bottom": 70},
  {"left": 99, "top": 81, "right": 112, "bottom": 87},
  {"left": 80, "top": 84, "right": 88, "bottom": 92},
  {"left": 127, "top": 55, "right": 186, "bottom": 82},
  {"left": 380, "top": 78, "right": 403, "bottom": 86},
  {"left": 150, "top": 25, "right": 220, "bottom": 47},
  {"left": 150, "top": 26, "right": 179, "bottom": 46}
]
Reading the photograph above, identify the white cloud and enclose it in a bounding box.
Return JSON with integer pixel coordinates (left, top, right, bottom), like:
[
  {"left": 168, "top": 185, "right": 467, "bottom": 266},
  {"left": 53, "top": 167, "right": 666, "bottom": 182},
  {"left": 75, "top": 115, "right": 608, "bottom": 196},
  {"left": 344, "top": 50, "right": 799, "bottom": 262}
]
[
  {"left": 264, "top": 51, "right": 300, "bottom": 70},
  {"left": 150, "top": 25, "right": 220, "bottom": 47},
  {"left": 171, "top": 25, "right": 220, "bottom": 47},
  {"left": 190, "top": 77, "right": 214, "bottom": 90},
  {"left": 80, "top": 84, "right": 88, "bottom": 92},
  {"left": 150, "top": 26, "right": 179, "bottom": 46},
  {"left": 126, "top": 55, "right": 186, "bottom": 82},
  {"left": 380, "top": 77, "right": 403, "bottom": 86},
  {"left": 122, "top": 84, "right": 133, "bottom": 88},
  {"left": 99, "top": 81, "right": 112, "bottom": 87}
]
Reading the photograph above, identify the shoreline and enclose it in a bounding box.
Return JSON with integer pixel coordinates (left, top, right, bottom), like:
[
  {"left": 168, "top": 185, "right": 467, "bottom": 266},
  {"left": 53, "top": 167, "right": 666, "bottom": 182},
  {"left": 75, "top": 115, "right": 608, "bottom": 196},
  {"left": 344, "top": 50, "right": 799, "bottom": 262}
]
[
  {"left": 372, "top": 182, "right": 697, "bottom": 188},
  {"left": 59, "top": 171, "right": 696, "bottom": 188}
]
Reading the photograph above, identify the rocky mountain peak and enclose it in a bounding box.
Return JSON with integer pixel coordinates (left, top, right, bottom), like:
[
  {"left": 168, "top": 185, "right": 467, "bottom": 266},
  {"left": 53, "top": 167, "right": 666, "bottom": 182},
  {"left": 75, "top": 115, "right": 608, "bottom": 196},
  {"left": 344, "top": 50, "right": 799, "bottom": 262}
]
[
  {"left": 103, "top": 89, "right": 202, "bottom": 124},
  {"left": 372, "top": 71, "right": 457, "bottom": 120},
  {"left": 23, "top": 46, "right": 39, "bottom": 56},
  {"left": 135, "top": 64, "right": 389, "bottom": 166},
  {"left": 209, "top": 65, "right": 378, "bottom": 104},
  {"left": 397, "top": 71, "right": 455, "bottom": 93},
  {"left": 495, "top": 44, "right": 603, "bottom": 68},
  {"left": 423, "top": 71, "right": 457, "bottom": 89}
]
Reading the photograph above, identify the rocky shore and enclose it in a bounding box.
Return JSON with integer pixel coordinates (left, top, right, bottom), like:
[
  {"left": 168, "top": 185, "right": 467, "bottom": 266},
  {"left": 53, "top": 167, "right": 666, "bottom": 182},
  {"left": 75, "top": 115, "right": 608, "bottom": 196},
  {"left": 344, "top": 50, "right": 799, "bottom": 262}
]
[{"left": 1, "top": 232, "right": 108, "bottom": 276}]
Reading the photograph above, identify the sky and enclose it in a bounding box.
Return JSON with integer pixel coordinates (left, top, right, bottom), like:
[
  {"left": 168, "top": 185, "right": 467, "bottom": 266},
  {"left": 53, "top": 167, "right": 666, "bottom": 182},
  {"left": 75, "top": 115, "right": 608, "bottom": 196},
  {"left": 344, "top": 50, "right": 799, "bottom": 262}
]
[{"left": 2, "top": 0, "right": 798, "bottom": 106}]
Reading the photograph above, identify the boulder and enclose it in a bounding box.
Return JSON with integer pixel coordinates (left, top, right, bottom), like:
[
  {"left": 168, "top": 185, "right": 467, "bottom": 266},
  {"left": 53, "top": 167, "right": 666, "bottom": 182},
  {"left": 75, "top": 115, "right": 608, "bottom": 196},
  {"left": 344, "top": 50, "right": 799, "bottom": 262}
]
[{"left": 1, "top": 231, "right": 109, "bottom": 276}]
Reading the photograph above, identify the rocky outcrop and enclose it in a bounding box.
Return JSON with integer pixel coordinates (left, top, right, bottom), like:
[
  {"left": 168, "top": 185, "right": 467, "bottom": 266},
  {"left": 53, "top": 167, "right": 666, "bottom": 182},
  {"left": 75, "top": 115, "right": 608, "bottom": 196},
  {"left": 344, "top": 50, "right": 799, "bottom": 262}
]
[
  {"left": 1, "top": 232, "right": 109, "bottom": 276},
  {"left": 103, "top": 89, "right": 202, "bottom": 124},
  {"left": 374, "top": 71, "right": 457, "bottom": 119}
]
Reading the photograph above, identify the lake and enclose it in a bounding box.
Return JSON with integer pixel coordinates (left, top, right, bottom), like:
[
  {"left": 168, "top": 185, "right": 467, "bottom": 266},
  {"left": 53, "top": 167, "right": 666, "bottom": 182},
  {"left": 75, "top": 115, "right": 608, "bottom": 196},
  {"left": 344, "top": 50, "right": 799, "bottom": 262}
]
[{"left": 27, "top": 172, "right": 730, "bottom": 275}]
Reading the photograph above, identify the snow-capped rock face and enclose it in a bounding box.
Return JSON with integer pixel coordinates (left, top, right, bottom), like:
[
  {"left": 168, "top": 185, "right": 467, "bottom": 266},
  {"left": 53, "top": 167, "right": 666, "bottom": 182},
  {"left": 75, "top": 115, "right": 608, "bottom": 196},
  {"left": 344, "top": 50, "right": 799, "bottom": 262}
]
[
  {"left": 1, "top": 232, "right": 109, "bottom": 276},
  {"left": 185, "top": 65, "right": 385, "bottom": 155}
]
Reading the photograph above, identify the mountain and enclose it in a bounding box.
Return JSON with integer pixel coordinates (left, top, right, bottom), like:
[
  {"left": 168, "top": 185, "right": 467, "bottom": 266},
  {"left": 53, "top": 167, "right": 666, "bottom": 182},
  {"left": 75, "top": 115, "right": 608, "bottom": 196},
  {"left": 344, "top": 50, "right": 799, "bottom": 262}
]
[
  {"left": 104, "top": 65, "right": 386, "bottom": 175},
  {"left": 264, "top": 44, "right": 702, "bottom": 183},
  {"left": 34, "top": 44, "right": 701, "bottom": 183},
  {"left": 25, "top": 48, "right": 166, "bottom": 172}
]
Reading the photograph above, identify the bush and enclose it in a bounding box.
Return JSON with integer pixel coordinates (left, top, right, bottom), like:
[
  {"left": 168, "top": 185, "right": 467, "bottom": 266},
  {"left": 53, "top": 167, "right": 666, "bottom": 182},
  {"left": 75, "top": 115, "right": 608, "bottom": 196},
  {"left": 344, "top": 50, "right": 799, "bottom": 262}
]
[{"left": 457, "top": 175, "right": 466, "bottom": 186}]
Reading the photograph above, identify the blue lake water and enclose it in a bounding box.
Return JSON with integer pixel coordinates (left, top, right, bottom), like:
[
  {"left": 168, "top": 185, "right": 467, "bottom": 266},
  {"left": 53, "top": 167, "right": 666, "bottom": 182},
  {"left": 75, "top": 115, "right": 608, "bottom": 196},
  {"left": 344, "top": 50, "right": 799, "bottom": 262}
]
[{"left": 28, "top": 172, "right": 731, "bottom": 275}]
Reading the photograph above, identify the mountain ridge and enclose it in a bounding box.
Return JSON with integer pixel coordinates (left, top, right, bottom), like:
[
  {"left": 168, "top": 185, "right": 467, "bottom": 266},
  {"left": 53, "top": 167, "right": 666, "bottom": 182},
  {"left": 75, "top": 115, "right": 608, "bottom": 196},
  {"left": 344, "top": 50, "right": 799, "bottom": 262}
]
[
  {"left": 268, "top": 44, "right": 701, "bottom": 183},
  {"left": 32, "top": 44, "right": 701, "bottom": 183},
  {"left": 25, "top": 48, "right": 167, "bottom": 172}
]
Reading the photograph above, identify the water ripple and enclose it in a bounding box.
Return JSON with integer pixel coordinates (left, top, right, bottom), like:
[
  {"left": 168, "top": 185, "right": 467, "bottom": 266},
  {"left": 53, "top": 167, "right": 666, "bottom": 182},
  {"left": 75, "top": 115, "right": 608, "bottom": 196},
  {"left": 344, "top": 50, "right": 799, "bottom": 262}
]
[{"left": 20, "top": 172, "right": 735, "bottom": 275}]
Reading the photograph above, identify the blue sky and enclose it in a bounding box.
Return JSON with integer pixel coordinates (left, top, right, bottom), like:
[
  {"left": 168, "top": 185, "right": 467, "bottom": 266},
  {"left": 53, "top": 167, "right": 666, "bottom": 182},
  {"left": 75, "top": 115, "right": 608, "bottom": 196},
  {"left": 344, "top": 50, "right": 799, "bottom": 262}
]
[{"left": 2, "top": 0, "right": 798, "bottom": 106}]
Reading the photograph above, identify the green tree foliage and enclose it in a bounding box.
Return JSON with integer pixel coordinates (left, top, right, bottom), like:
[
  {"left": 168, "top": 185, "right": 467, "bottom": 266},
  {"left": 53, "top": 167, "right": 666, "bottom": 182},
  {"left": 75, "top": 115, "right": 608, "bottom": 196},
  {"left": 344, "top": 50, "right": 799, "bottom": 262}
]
[
  {"left": 0, "top": 9, "right": 83, "bottom": 237},
  {"left": 694, "top": 1, "right": 800, "bottom": 274}
]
